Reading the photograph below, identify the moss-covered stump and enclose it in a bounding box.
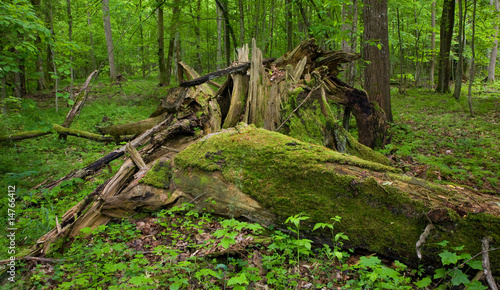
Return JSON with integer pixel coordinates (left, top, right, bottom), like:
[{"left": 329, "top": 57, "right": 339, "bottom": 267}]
[{"left": 173, "top": 124, "right": 500, "bottom": 272}]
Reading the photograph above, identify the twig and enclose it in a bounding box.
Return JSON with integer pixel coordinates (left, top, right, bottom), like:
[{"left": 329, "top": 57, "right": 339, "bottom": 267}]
[
  {"left": 434, "top": 245, "right": 500, "bottom": 287},
  {"left": 188, "top": 192, "right": 209, "bottom": 204},
  {"left": 482, "top": 237, "right": 498, "bottom": 290},
  {"left": 416, "top": 224, "right": 434, "bottom": 259}
]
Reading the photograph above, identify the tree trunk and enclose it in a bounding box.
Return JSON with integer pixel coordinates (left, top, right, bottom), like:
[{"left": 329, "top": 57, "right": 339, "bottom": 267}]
[
  {"left": 486, "top": 0, "right": 500, "bottom": 82},
  {"left": 238, "top": 0, "right": 244, "bottom": 45},
  {"left": 430, "top": 1, "right": 436, "bottom": 88},
  {"left": 194, "top": 0, "right": 203, "bottom": 73},
  {"left": 286, "top": 0, "right": 293, "bottom": 51},
  {"left": 216, "top": 5, "right": 223, "bottom": 69},
  {"left": 453, "top": 0, "right": 466, "bottom": 100},
  {"left": 31, "top": 0, "right": 46, "bottom": 91},
  {"left": 436, "top": 0, "right": 455, "bottom": 93},
  {"left": 165, "top": 0, "right": 181, "bottom": 86},
  {"left": 67, "top": 0, "right": 74, "bottom": 99},
  {"left": 157, "top": 1, "right": 168, "bottom": 85},
  {"left": 467, "top": 0, "right": 477, "bottom": 117},
  {"left": 397, "top": 8, "right": 405, "bottom": 94},
  {"left": 31, "top": 124, "right": 500, "bottom": 274},
  {"left": 86, "top": 0, "right": 97, "bottom": 71},
  {"left": 44, "top": 0, "right": 54, "bottom": 88},
  {"left": 102, "top": 0, "right": 117, "bottom": 81},
  {"left": 139, "top": 0, "right": 146, "bottom": 78},
  {"left": 362, "top": 0, "right": 392, "bottom": 123}
]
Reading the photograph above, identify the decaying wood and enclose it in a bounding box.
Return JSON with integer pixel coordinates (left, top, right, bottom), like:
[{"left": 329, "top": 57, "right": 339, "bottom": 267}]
[
  {"left": 42, "top": 115, "right": 175, "bottom": 190},
  {"left": 0, "top": 124, "right": 135, "bottom": 143},
  {"left": 60, "top": 70, "right": 98, "bottom": 130},
  {"left": 179, "top": 57, "right": 275, "bottom": 88},
  {"left": 223, "top": 44, "right": 249, "bottom": 128}
]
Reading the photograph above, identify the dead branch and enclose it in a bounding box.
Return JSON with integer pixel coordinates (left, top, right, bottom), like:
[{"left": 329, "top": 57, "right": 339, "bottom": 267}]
[{"left": 179, "top": 57, "right": 275, "bottom": 88}]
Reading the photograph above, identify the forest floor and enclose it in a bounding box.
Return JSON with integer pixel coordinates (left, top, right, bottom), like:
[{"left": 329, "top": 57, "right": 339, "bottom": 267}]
[{"left": 0, "top": 77, "right": 498, "bottom": 289}]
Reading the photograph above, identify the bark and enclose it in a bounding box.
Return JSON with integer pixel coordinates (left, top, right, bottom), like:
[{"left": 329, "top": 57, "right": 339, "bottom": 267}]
[
  {"left": 61, "top": 70, "right": 98, "bottom": 129},
  {"left": 157, "top": 1, "right": 168, "bottom": 85},
  {"left": 165, "top": 0, "right": 181, "bottom": 86},
  {"left": 436, "top": 0, "right": 455, "bottom": 93},
  {"left": 67, "top": 0, "right": 74, "bottom": 100},
  {"left": 397, "top": 8, "right": 405, "bottom": 94},
  {"left": 0, "top": 124, "right": 133, "bottom": 143},
  {"left": 286, "top": 0, "right": 293, "bottom": 51},
  {"left": 238, "top": 0, "right": 244, "bottom": 45},
  {"left": 467, "top": 0, "right": 477, "bottom": 117},
  {"left": 139, "top": 0, "right": 145, "bottom": 77},
  {"left": 86, "top": 0, "right": 97, "bottom": 71},
  {"left": 223, "top": 45, "right": 250, "bottom": 128},
  {"left": 430, "top": 1, "right": 436, "bottom": 88},
  {"left": 102, "top": 0, "right": 117, "bottom": 81},
  {"left": 453, "top": 0, "right": 466, "bottom": 100},
  {"left": 30, "top": 0, "right": 46, "bottom": 91},
  {"left": 362, "top": 0, "right": 392, "bottom": 123},
  {"left": 486, "top": 0, "right": 500, "bottom": 82}
]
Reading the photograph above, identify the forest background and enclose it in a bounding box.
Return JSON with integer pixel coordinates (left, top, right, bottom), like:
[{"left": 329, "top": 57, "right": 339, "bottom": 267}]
[{"left": 1, "top": 0, "right": 500, "bottom": 288}]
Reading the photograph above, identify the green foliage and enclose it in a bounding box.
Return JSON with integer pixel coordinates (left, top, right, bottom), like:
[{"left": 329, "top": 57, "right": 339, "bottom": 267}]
[{"left": 384, "top": 88, "right": 500, "bottom": 193}]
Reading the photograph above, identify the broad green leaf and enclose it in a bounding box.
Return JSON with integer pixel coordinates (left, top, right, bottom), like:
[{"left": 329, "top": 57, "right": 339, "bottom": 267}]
[
  {"left": 439, "top": 250, "right": 459, "bottom": 265},
  {"left": 415, "top": 277, "right": 432, "bottom": 288},
  {"left": 450, "top": 269, "right": 469, "bottom": 286},
  {"left": 464, "top": 280, "right": 489, "bottom": 290},
  {"left": 359, "top": 256, "right": 382, "bottom": 268},
  {"left": 466, "top": 260, "right": 483, "bottom": 270}
]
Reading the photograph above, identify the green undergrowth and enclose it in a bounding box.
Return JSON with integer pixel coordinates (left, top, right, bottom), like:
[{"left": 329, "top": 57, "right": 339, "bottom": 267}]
[
  {"left": 0, "top": 78, "right": 166, "bottom": 257},
  {"left": 381, "top": 87, "right": 500, "bottom": 194},
  {"left": 4, "top": 204, "right": 489, "bottom": 289}
]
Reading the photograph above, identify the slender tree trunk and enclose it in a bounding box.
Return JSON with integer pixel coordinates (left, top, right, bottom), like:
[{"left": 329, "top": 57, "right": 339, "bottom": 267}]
[
  {"left": 194, "top": 0, "right": 202, "bottom": 73},
  {"left": 67, "top": 0, "right": 74, "bottom": 99},
  {"left": 297, "top": 0, "right": 311, "bottom": 38},
  {"left": 139, "top": 0, "right": 146, "bottom": 78},
  {"left": 467, "top": 0, "right": 477, "bottom": 116},
  {"left": 157, "top": 1, "right": 168, "bottom": 85},
  {"left": 286, "top": 0, "right": 293, "bottom": 51},
  {"left": 223, "top": 0, "right": 230, "bottom": 66},
  {"left": 453, "top": 0, "right": 466, "bottom": 100},
  {"left": 165, "top": 0, "right": 181, "bottom": 86},
  {"left": 30, "top": 0, "right": 46, "bottom": 91},
  {"left": 268, "top": 0, "right": 276, "bottom": 54},
  {"left": 487, "top": 0, "right": 500, "bottom": 82},
  {"left": 436, "top": 0, "right": 455, "bottom": 93},
  {"left": 44, "top": 0, "right": 54, "bottom": 88},
  {"left": 430, "top": 1, "right": 436, "bottom": 88},
  {"left": 86, "top": 1, "right": 97, "bottom": 71},
  {"left": 216, "top": 5, "right": 223, "bottom": 69},
  {"left": 397, "top": 8, "right": 405, "bottom": 94},
  {"left": 362, "top": 0, "right": 392, "bottom": 123},
  {"left": 102, "top": 0, "right": 117, "bottom": 81},
  {"left": 239, "top": 0, "right": 244, "bottom": 45}
]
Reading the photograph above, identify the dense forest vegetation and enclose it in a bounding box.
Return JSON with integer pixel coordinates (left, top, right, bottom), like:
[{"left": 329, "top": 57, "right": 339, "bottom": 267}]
[
  {"left": 1, "top": 0, "right": 499, "bottom": 95},
  {"left": 1, "top": 0, "right": 500, "bottom": 289}
]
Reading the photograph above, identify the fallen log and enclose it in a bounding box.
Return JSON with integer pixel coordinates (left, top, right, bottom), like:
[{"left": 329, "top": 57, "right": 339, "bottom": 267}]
[
  {"left": 32, "top": 125, "right": 500, "bottom": 274},
  {"left": 0, "top": 124, "right": 134, "bottom": 143}
]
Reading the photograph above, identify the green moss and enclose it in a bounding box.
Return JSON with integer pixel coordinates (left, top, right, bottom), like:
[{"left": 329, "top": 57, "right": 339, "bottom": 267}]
[
  {"left": 140, "top": 160, "right": 172, "bottom": 188},
  {"left": 174, "top": 125, "right": 500, "bottom": 271}
]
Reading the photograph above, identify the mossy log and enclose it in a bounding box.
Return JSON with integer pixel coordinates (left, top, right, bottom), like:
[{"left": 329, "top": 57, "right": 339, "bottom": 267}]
[
  {"left": 32, "top": 125, "right": 500, "bottom": 274},
  {"left": 0, "top": 124, "right": 134, "bottom": 143}
]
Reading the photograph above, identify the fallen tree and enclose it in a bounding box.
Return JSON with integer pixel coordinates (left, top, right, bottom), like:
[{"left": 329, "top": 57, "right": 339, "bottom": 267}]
[{"left": 22, "top": 39, "right": 500, "bottom": 276}]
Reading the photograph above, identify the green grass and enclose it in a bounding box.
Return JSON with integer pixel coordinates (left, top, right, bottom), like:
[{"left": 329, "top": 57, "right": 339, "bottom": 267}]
[
  {"left": 0, "top": 78, "right": 165, "bottom": 253},
  {"left": 379, "top": 86, "right": 500, "bottom": 194}
]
